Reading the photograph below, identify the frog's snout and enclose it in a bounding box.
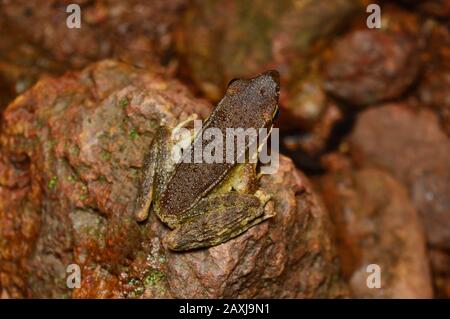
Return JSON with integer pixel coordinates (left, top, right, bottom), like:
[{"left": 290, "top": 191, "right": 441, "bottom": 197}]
[
  {"left": 257, "top": 70, "right": 280, "bottom": 96},
  {"left": 262, "top": 70, "right": 280, "bottom": 87}
]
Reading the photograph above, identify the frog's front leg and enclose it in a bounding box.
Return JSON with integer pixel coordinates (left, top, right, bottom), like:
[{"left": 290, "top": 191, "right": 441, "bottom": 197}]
[
  {"left": 135, "top": 130, "right": 161, "bottom": 222},
  {"left": 164, "top": 192, "right": 274, "bottom": 251},
  {"left": 135, "top": 115, "right": 199, "bottom": 222}
]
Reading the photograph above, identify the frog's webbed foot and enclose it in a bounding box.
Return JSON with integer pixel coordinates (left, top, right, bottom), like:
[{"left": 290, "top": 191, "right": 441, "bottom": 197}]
[{"left": 164, "top": 193, "right": 275, "bottom": 251}]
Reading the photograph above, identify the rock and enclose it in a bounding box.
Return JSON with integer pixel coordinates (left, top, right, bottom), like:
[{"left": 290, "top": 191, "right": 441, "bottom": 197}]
[
  {"left": 399, "top": 0, "right": 450, "bottom": 18},
  {"left": 282, "top": 103, "right": 343, "bottom": 158},
  {"left": 323, "top": 29, "right": 420, "bottom": 106},
  {"left": 282, "top": 66, "right": 330, "bottom": 131},
  {"left": 0, "top": 153, "right": 38, "bottom": 298},
  {"left": 135, "top": 157, "right": 347, "bottom": 298},
  {"left": 0, "top": 60, "right": 347, "bottom": 298},
  {"left": 349, "top": 103, "right": 450, "bottom": 249},
  {"left": 0, "top": 18, "right": 64, "bottom": 111},
  {"left": 429, "top": 248, "right": 450, "bottom": 297},
  {"left": 175, "top": 0, "right": 360, "bottom": 126},
  {"left": 0, "top": 0, "right": 190, "bottom": 113},
  {"left": 0, "top": 0, "right": 187, "bottom": 69},
  {"left": 418, "top": 21, "right": 450, "bottom": 134},
  {"left": 316, "top": 158, "right": 433, "bottom": 298}
]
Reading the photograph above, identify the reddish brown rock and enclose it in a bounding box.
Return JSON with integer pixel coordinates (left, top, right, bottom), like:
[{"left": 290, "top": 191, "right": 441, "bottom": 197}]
[
  {"left": 323, "top": 29, "right": 420, "bottom": 106},
  {"left": 316, "top": 159, "right": 433, "bottom": 298},
  {"left": 137, "top": 157, "right": 346, "bottom": 298},
  {"left": 0, "top": 18, "right": 64, "bottom": 111},
  {"left": 282, "top": 65, "right": 330, "bottom": 131},
  {"left": 1, "top": 0, "right": 187, "bottom": 69},
  {"left": 0, "top": 0, "right": 190, "bottom": 114},
  {"left": 429, "top": 248, "right": 450, "bottom": 297},
  {"left": 0, "top": 60, "right": 347, "bottom": 298},
  {"left": 0, "top": 153, "right": 38, "bottom": 298},
  {"left": 399, "top": 0, "right": 450, "bottom": 18},
  {"left": 282, "top": 103, "right": 343, "bottom": 158},
  {"left": 176, "top": 0, "right": 360, "bottom": 126},
  {"left": 349, "top": 103, "right": 450, "bottom": 250},
  {"left": 418, "top": 21, "right": 450, "bottom": 134}
]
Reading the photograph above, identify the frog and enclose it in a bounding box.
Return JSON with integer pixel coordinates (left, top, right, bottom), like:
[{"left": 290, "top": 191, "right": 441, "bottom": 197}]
[{"left": 134, "top": 70, "right": 280, "bottom": 251}]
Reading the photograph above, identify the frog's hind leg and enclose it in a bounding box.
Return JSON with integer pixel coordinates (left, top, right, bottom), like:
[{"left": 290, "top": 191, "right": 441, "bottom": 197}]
[
  {"left": 164, "top": 193, "right": 274, "bottom": 251},
  {"left": 135, "top": 115, "right": 199, "bottom": 223},
  {"left": 134, "top": 136, "right": 159, "bottom": 222}
]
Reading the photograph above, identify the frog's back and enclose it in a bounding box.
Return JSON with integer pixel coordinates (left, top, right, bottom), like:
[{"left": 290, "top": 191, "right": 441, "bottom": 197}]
[{"left": 158, "top": 71, "right": 279, "bottom": 221}]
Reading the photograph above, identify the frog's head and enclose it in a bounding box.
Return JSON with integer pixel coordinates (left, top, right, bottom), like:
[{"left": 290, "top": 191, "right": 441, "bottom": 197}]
[{"left": 226, "top": 70, "right": 280, "bottom": 126}]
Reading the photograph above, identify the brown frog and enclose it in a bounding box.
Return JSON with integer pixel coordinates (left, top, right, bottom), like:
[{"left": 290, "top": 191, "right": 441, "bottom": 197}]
[{"left": 135, "top": 71, "right": 280, "bottom": 251}]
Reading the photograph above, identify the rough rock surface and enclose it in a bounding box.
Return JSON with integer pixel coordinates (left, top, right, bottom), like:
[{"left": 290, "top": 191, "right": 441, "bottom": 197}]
[
  {"left": 399, "top": 0, "right": 450, "bottom": 18},
  {"left": 316, "top": 157, "right": 433, "bottom": 298},
  {"left": 429, "top": 248, "right": 450, "bottom": 297},
  {"left": 0, "top": 0, "right": 189, "bottom": 112},
  {"left": 418, "top": 21, "right": 450, "bottom": 134},
  {"left": 282, "top": 103, "right": 343, "bottom": 159},
  {"left": 0, "top": 60, "right": 347, "bottom": 298},
  {"left": 0, "top": 18, "right": 64, "bottom": 111},
  {"left": 1, "top": 0, "right": 187, "bottom": 69},
  {"left": 176, "top": 0, "right": 360, "bottom": 126},
  {"left": 349, "top": 103, "right": 450, "bottom": 250},
  {"left": 323, "top": 29, "right": 420, "bottom": 106}
]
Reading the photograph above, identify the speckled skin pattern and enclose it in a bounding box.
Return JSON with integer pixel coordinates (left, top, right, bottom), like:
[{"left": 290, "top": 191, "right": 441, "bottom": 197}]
[{"left": 135, "top": 71, "right": 280, "bottom": 250}]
